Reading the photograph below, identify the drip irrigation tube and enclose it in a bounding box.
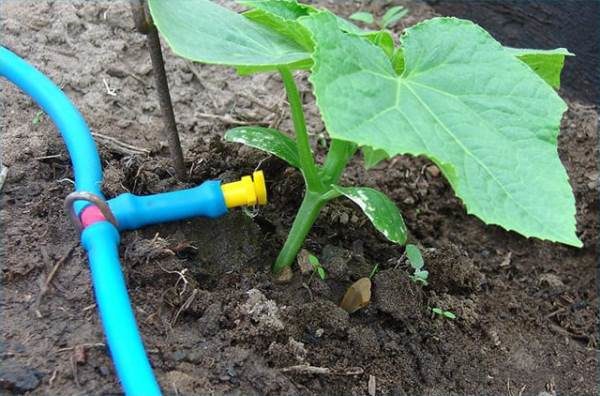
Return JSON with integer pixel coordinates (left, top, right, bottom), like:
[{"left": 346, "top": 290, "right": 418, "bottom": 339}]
[
  {"left": 81, "top": 223, "right": 160, "bottom": 395},
  {"left": 1, "top": 46, "right": 268, "bottom": 395},
  {"left": 0, "top": 47, "right": 103, "bottom": 204},
  {"left": 0, "top": 46, "right": 161, "bottom": 396}
]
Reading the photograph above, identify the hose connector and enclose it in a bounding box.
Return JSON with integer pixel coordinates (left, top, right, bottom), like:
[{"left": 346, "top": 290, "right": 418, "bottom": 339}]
[{"left": 221, "top": 170, "right": 267, "bottom": 208}]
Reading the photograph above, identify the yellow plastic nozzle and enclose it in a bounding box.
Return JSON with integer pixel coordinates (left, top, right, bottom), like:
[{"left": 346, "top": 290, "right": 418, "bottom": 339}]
[
  {"left": 221, "top": 170, "right": 268, "bottom": 209},
  {"left": 252, "top": 170, "right": 267, "bottom": 205}
]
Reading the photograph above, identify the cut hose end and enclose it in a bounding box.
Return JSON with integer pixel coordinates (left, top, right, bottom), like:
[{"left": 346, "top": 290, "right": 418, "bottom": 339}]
[{"left": 221, "top": 170, "right": 268, "bottom": 208}]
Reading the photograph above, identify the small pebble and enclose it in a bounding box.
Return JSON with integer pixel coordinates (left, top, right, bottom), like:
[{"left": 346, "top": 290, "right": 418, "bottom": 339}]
[
  {"left": 426, "top": 165, "right": 440, "bottom": 177},
  {"left": 98, "top": 365, "right": 110, "bottom": 377},
  {"left": 339, "top": 212, "right": 349, "bottom": 224}
]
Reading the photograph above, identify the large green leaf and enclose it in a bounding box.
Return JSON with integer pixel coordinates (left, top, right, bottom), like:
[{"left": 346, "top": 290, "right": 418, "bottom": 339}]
[
  {"left": 237, "top": 0, "right": 393, "bottom": 72},
  {"left": 147, "top": 0, "right": 309, "bottom": 70},
  {"left": 238, "top": 0, "right": 367, "bottom": 37},
  {"left": 506, "top": 47, "right": 573, "bottom": 89},
  {"left": 302, "top": 14, "right": 580, "bottom": 247},
  {"left": 240, "top": 0, "right": 314, "bottom": 51},
  {"left": 225, "top": 127, "right": 300, "bottom": 168},
  {"left": 332, "top": 186, "right": 407, "bottom": 245},
  {"left": 239, "top": 0, "right": 310, "bottom": 20},
  {"left": 390, "top": 46, "right": 571, "bottom": 85}
]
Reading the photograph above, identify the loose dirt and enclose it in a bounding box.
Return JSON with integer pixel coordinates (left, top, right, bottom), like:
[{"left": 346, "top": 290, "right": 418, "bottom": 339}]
[{"left": 1, "top": 1, "right": 597, "bottom": 395}]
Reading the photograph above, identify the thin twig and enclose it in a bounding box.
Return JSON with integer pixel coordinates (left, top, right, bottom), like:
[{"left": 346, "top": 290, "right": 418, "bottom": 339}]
[
  {"left": 49, "top": 369, "right": 58, "bottom": 386},
  {"left": 158, "top": 265, "right": 190, "bottom": 296},
  {"left": 124, "top": 70, "right": 146, "bottom": 85},
  {"left": 56, "top": 343, "right": 105, "bottom": 353},
  {"left": 57, "top": 178, "right": 75, "bottom": 186},
  {"left": 239, "top": 91, "right": 279, "bottom": 113},
  {"left": 92, "top": 132, "right": 150, "bottom": 156},
  {"left": 34, "top": 154, "right": 64, "bottom": 161},
  {"left": 0, "top": 164, "right": 8, "bottom": 192},
  {"left": 171, "top": 288, "right": 198, "bottom": 326},
  {"left": 281, "top": 364, "right": 363, "bottom": 376},
  {"left": 71, "top": 354, "right": 79, "bottom": 387},
  {"left": 102, "top": 78, "right": 117, "bottom": 96},
  {"left": 34, "top": 243, "right": 78, "bottom": 317}
]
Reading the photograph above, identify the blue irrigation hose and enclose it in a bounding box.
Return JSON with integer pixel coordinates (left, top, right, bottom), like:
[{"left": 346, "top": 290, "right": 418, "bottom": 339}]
[
  {"left": 0, "top": 46, "right": 161, "bottom": 395},
  {"left": 0, "top": 47, "right": 103, "bottom": 206},
  {"left": 81, "top": 223, "right": 161, "bottom": 396},
  {"left": 108, "top": 180, "right": 228, "bottom": 231}
]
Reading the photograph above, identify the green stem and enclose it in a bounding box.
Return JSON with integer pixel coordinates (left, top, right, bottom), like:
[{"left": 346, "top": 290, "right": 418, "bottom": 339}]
[
  {"left": 320, "top": 139, "right": 357, "bottom": 186},
  {"left": 273, "top": 191, "right": 327, "bottom": 274},
  {"left": 279, "top": 67, "right": 323, "bottom": 192},
  {"left": 272, "top": 140, "right": 354, "bottom": 273},
  {"left": 273, "top": 73, "right": 359, "bottom": 274}
]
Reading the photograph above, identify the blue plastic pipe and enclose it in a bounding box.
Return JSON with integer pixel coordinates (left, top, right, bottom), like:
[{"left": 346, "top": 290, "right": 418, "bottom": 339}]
[
  {"left": 81, "top": 223, "right": 161, "bottom": 396},
  {"left": 0, "top": 46, "right": 161, "bottom": 395},
  {"left": 0, "top": 47, "right": 103, "bottom": 205},
  {"left": 108, "top": 180, "right": 228, "bottom": 230}
]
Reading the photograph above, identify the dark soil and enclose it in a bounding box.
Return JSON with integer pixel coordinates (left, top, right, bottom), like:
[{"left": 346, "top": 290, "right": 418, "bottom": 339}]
[{"left": 1, "top": 1, "right": 597, "bottom": 395}]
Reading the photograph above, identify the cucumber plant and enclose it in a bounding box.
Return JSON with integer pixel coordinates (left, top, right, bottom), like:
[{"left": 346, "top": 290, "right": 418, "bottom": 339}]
[{"left": 148, "top": 0, "right": 580, "bottom": 275}]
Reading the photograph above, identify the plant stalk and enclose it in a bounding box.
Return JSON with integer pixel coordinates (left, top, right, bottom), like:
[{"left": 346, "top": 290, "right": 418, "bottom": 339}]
[
  {"left": 130, "top": 0, "right": 186, "bottom": 180},
  {"left": 320, "top": 139, "right": 357, "bottom": 186},
  {"left": 273, "top": 73, "right": 358, "bottom": 273},
  {"left": 273, "top": 191, "right": 327, "bottom": 274},
  {"left": 278, "top": 68, "right": 323, "bottom": 192}
]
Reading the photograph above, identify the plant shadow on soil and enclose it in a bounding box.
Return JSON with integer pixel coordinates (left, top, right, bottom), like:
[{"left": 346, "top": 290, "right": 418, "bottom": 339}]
[{"left": 1, "top": 1, "right": 597, "bottom": 395}]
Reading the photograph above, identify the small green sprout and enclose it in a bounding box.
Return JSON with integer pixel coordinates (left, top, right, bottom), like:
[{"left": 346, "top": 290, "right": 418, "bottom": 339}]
[
  {"left": 350, "top": 5, "right": 409, "bottom": 30},
  {"left": 150, "top": 0, "right": 580, "bottom": 277},
  {"left": 432, "top": 307, "right": 456, "bottom": 320},
  {"left": 348, "top": 11, "right": 374, "bottom": 25},
  {"left": 308, "top": 253, "right": 326, "bottom": 280},
  {"left": 406, "top": 244, "right": 428, "bottom": 286},
  {"left": 368, "top": 263, "right": 379, "bottom": 280},
  {"left": 32, "top": 110, "right": 44, "bottom": 125}
]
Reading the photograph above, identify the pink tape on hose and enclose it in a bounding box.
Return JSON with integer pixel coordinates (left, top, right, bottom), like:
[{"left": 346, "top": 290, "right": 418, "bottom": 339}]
[{"left": 81, "top": 205, "right": 107, "bottom": 228}]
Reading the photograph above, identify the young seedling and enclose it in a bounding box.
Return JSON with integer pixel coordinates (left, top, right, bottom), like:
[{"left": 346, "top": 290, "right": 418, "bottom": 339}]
[
  {"left": 350, "top": 5, "right": 409, "bottom": 30},
  {"left": 149, "top": 0, "right": 580, "bottom": 275},
  {"left": 32, "top": 110, "right": 44, "bottom": 125},
  {"left": 368, "top": 263, "right": 380, "bottom": 280},
  {"left": 406, "top": 244, "right": 428, "bottom": 286},
  {"left": 307, "top": 253, "right": 326, "bottom": 280},
  {"left": 431, "top": 307, "right": 456, "bottom": 320}
]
